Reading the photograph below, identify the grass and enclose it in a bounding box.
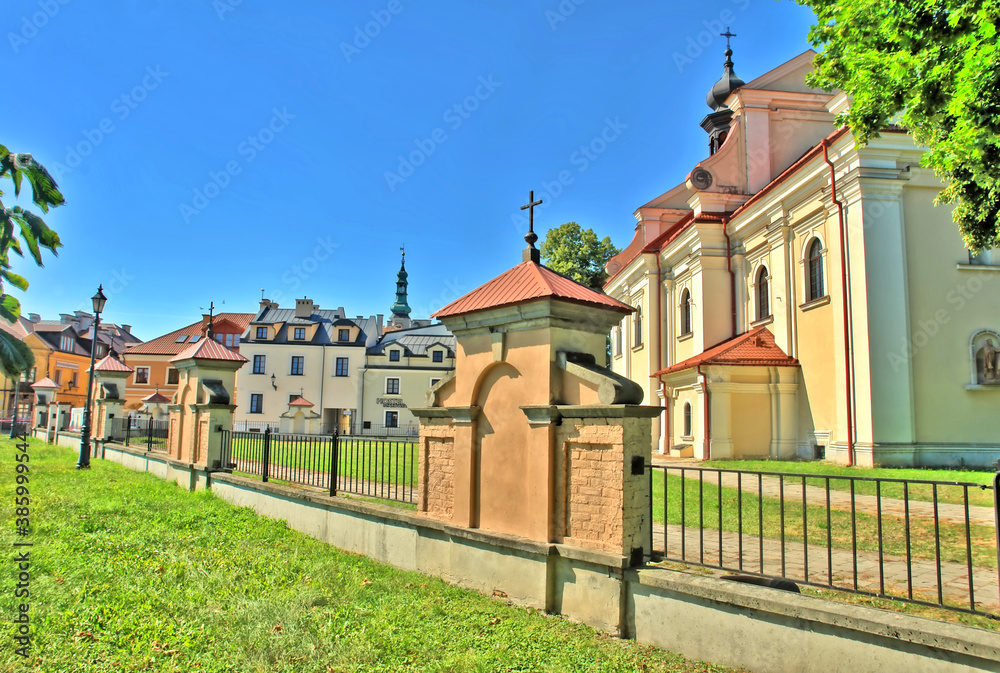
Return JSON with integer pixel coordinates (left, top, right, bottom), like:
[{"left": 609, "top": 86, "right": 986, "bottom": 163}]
[
  {"left": 651, "top": 472, "right": 998, "bottom": 569},
  {"left": 0, "top": 439, "right": 738, "bottom": 673},
  {"left": 703, "top": 459, "right": 997, "bottom": 508}
]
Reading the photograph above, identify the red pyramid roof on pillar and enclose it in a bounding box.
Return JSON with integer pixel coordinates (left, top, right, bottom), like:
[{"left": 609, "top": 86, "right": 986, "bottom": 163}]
[
  {"left": 432, "top": 261, "right": 633, "bottom": 319},
  {"left": 288, "top": 397, "right": 315, "bottom": 407},
  {"left": 169, "top": 337, "right": 248, "bottom": 363},
  {"left": 93, "top": 355, "right": 133, "bottom": 373},
  {"left": 654, "top": 326, "right": 798, "bottom": 376},
  {"left": 142, "top": 391, "right": 171, "bottom": 403},
  {"left": 31, "top": 377, "right": 59, "bottom": 390}
]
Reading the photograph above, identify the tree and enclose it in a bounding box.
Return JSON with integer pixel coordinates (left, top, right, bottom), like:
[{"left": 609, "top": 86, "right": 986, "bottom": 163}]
[
  {"left": 540, "top": 222, "right": 620, "bottom": 289},
  {"left": 0, "top": 147, "right": 64, "bottom": 377},
  {"left": 796, "top": 0, "right": 1000, "bottom": 252}
]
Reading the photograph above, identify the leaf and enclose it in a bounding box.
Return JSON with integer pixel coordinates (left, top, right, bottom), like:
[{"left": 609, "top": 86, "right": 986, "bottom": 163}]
[
  {"left": 0, "top": 330, "right": 34, "bottom": 378},
  {"left": 24, "top": 160, "right": 65, "bottom": 213},
  {"left": 2, "top": 269, "right": 28, "bottom": 292},
  {"left": 0, "top": 294, "right": 21, "bottom": 323},
  {"left": 11, "top": 207, "right": 61, "bottom": 265},
  {"left": 11, "top": 168, "right": 21, "bottom": 198}
]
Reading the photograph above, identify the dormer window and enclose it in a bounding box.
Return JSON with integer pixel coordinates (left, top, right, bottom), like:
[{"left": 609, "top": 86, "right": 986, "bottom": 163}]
[
  {"left": 338, "top": 328, "right": 350, "bottom": 341},
  {"left": 294, "top": 327, "right": 306, "bottom": 340},
  {"left": 432, "top": 350, "right": 444, "bottom": 363},
  {"left": 256, "top": 326, "right": 267, "bottom": 339},
  {"left": 389, "top": 350, "right": 401, "bottom": 362},
  {"left": 60, "top": 335, "right": 73, "bottom": 352}
]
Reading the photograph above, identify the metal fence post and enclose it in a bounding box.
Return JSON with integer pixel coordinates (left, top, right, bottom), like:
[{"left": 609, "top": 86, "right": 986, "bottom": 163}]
[
  {"left": 329, "top": 432, "right": 339, "bottom": 497},
  {"left": 146, "top": 416, "right": 153, "bottom": 451},
  {"left": 262, "top": 427, "right": 271, "bottom": 483},
  {"left": 125, "top": 419, "right": 131, "bottom": 447}
]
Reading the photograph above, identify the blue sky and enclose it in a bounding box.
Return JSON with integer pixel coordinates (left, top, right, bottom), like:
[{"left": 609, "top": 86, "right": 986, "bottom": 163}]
[{"left": 4, "top": 0, "right": 818, "bottom": 341}]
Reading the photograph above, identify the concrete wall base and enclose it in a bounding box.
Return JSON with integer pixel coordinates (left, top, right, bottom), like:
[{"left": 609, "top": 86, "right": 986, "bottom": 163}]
[
  {"left": 828, "top": 442, "right": 1000, "bottom": 468},
  {"left": 95, "top": 440, "right": 1000, "bottom": 673}
]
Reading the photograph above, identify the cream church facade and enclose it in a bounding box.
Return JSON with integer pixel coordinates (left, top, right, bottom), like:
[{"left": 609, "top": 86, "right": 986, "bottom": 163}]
[{"left": 605, "top": 49, "right": 999, "bottom": 467}]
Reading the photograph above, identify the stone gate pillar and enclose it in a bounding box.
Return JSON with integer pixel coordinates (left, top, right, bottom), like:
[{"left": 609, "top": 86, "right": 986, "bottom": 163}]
[
  {"left": 412, "top": 253, "right": 661, "bottom": 562},
  {"left": 167, "top": 339, "right": 247, "bottom": 469},
  {"left": 90, "top": 356, "right": 133, "bottom": 441}
]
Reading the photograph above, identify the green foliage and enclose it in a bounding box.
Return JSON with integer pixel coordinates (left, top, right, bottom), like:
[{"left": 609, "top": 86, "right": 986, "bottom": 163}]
[
  {"left": 540, "top": 222, "right": 621, "bottom": 289},
  {"left": 797, "top": 0, "right": 1000, "bottom": 251},
  {"left": 0, "top": 146, "right": 65, "bottom": 376},
  {"left": 0, "top": 439, "right": 739, "bottom": 672}
]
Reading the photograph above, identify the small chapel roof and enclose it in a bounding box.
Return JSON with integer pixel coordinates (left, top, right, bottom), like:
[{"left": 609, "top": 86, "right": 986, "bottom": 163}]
[
  {"left": 170, "top": 337, "right": 248, "bottom": 364},
  {"left": 142, "top": 391, "right": 171, "bottom": 403},
  {"left": 654, "top": 326, "right": 798, "bottom": 376},
  {"left": 31, "top": 377, "right": 59, "bottom": 390},
  {"left": 288, "top": 396, "right": 315, "bottom": 407},
  {"left": 93, "top": 355, "right": 133, "bottom": 373},
  {"left": 432, "top": 261, "right": 633, "bottom": 319}
]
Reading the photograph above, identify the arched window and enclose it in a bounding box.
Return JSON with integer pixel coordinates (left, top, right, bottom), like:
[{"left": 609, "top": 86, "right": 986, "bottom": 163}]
[
  {"left": 756, "top": 266, "right": 770, "bottom": 321},
  {"left": 679, "top": 289, "right": 692, "bottom": 336},
  {"left": 633, "top": 304, "right": 643, "bottom": 347},
  {"left": 807, "top": 239, "right": 825, "bottom": 302},
  {"left": 683, "top": 402, "right": 692, "bottom": 437}
]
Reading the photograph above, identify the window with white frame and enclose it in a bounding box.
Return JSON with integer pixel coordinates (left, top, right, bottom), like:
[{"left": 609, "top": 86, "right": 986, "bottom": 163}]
[
  {"left": 252, "top": 355, "right": 266, "bottom": 375},
  {"left": 430, "top": 378, "right": 441, "bottom": 387},
  {"left": 290, "top": 356, "right": 304, "bottom": 375},
  {"left": 632, "top": 303, "right": 643, "bottom": 348},
  {"left": 389, "top": 350, "right": 401, "bottom": 362},
  {"left": 385, "top": 411, "right": 399, "bottom": 428},
  {"left": 807, "top": 239, "right": 825, "bottom": 302},
  {"left": 135, "top": 367, "right": 150, "bottom": 385},
  {"left": 293, "top": 327, "right": 306, "bottom": 340},
  {"left": 249, "top": 393, "right": 263, "bottom": 414},
  {"left": 167, "top": 368, "right": 179, "bottom": 385},
  {"left": 432, "top": 350, "right": 444, "bottom": 363},
  {"left": 60, "top": 335, "right": 73, "bottom": 352},
  {"left": 256, "top": 326, "right": 267, "bottom": 339},
  {"left": 679, "top": 289, "right": 692, "bottom": 336},
  {"left": 756, "top": 266, "right": 770, "bottom": 321},
  {"left": 385, "top": 377, "right": 400, "bottom": 394},
  {"left": 335, "top": 357, "right": 349, "bottom": 377},
  {"left": 683, "top": 402, "right": 692, "bottom": 437}
]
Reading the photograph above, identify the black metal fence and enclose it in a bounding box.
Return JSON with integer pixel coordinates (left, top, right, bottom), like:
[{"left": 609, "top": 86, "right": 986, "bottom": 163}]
[
  {"left": 232, "top": 420, "right": 279, "bottom": 433},
  {"left": 107, "top": 416, "right": 170, "bottom": 451},
  {"left": 649, "top": 465, "right": 1000, "bottom": 618},
  {"left": 344, "top": 422, "right": 420, "bottom": 438},
  {"left": 220, "top": 428, "right": 417, "bottom": 504}
]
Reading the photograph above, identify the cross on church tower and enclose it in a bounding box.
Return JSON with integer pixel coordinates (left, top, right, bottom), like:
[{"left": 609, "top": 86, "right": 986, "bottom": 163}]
[
  {"left": 721, "top": 28, "right": 736, "bottom": 49},
  {"left": 205, "top": 301, "right": 216, "bottom": 339},
  {"left": 520, "top": 190, "right": 543, "bottom": 263}
]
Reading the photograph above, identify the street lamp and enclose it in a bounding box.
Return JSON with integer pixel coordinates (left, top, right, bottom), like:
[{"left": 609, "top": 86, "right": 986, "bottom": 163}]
[{"left": 78, "top": 285, "right": 107, "bottom": 469}]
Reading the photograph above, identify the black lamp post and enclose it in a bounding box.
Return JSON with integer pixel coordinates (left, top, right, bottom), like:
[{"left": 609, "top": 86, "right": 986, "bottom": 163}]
[{"left": 77, "top": 285, "right": 107, "bottom": 470}]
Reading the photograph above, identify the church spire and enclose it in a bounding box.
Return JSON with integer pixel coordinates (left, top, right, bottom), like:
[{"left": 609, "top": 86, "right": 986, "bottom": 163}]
[
  {"left": 389, "top": 247, "right": 412, "bottom": 328},
  {"left": 700, "top": 29, "right": 746, "bottom": 156}
]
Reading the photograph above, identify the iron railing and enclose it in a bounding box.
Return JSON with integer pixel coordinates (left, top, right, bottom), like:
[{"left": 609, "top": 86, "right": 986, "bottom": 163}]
[
  {"left": 107, "top": 417, "right": 170, "bottom": 451},
  {"left": 232, "top": 419, "right": 280, "bottom": 433},
  {"left": 220, "top": 428, "right": 417, "bottom": 504},
  {"left": 649, "top": 465, "right": 999, "bottom": 618},
  {"left": 344, "top": 422, "right": 420, "bottom": 438}
]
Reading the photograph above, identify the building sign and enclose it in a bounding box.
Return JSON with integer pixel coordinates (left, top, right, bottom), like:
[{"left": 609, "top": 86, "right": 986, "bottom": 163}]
[
  {"left": 56, "top": 361, "right": 79, "bottom": 369},
  {"left": 377, "top": 397, "right": 407, "bottom": 408}
]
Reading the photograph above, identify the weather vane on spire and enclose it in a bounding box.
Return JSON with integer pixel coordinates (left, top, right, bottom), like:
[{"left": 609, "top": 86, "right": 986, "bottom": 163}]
[{"left": 520, "top": 190, "right": 543, "bottom": 263}]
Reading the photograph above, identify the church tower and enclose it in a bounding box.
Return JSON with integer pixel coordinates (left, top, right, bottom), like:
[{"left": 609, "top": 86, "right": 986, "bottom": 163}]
[
  {"left": 700, "top": 29, "right": 745, "bottom": 156},
  {"left": 389, "top": 249, "right": 412, "bottom": 330}
]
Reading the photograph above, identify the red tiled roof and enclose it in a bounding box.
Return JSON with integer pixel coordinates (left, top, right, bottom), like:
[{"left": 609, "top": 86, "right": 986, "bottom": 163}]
[
  {"left": 655, "top": 326, "right": 798, "bottom": 376},
  {"left": 0, "top": 318, "right": 30, "bottom": 340},
  {"left": 288, "top": 397, "right": 314, "bottom": 407},
  {"left": 170, "top": 338, "right": 248, "bottom": 363},
  {"left": 31, "top": 377, "right": 59, "bottom": 389},
  {"left": 433, "top": 262, "right": 633, "bottom": 319},
  {"left": 125, "top": 313, "right": 254, "bottom": 356},
  {"left": 93, "top": 355, "right": 133, "bottom": 373},
  {"left": 142, "top": 391, "right": 171, "bottom": 403},
  {"left": 604, "top": 213, "right": 695, "bottom": 287}
]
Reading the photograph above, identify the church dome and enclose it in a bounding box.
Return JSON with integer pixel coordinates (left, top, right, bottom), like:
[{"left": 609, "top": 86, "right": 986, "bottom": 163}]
[{"left": 706, "top": 46, "right": 745, "bottom": 111}]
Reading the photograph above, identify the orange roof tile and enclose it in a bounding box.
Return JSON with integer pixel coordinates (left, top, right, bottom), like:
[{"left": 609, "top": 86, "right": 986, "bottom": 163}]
[
  {"left": 170, "top": 337, "right": 248, "bottom": 364},
  {"left": 125, "top": 313, "right": 254, "bottom": 356},
  {"left": 655, "top": 326, "right": 798, "bottom": 376},
  {"left": 288, "top": 397, "right": 315, "bottom": 407},
  {"left": 142, "top": 391, "right": 171, "bottom": 403},
  {"left": 31, "top": 377, "right": 59, "bottom": 389},
  {"left": 93, "top": 355, "right": 133, "bottom": 373},
  {"left": 433, "top": 262, "right": 632, "bottom": 319}
]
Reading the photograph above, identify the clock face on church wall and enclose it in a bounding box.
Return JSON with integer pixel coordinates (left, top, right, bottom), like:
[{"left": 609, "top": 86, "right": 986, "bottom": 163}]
[{"left": 690, "top": 168, "right": 713, "bottom": 190}]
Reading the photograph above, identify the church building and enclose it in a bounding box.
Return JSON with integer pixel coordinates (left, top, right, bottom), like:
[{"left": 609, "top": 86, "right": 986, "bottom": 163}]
[{"left": 604, "top": 44, "right": 999, "bottom": 467}]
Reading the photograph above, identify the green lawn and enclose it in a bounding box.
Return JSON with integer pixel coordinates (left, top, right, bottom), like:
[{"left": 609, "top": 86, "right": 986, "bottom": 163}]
[
  {"left": 651, "top": 472, "right": 997, "bottom": 569},
  {"left": 230, "top": 435, "right": 418, "bottom": 488},
  {"left": 703, "top": 459, "right": 997, "bottom": 508},
  {"left": 0, "top": 439, "right": 737, "bottom": 672}
]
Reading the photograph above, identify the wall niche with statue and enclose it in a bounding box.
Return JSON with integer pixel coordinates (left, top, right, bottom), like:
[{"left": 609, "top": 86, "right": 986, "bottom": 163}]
[{"left": 969, "top": 329, "right": 1000, "bottom": 388}]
